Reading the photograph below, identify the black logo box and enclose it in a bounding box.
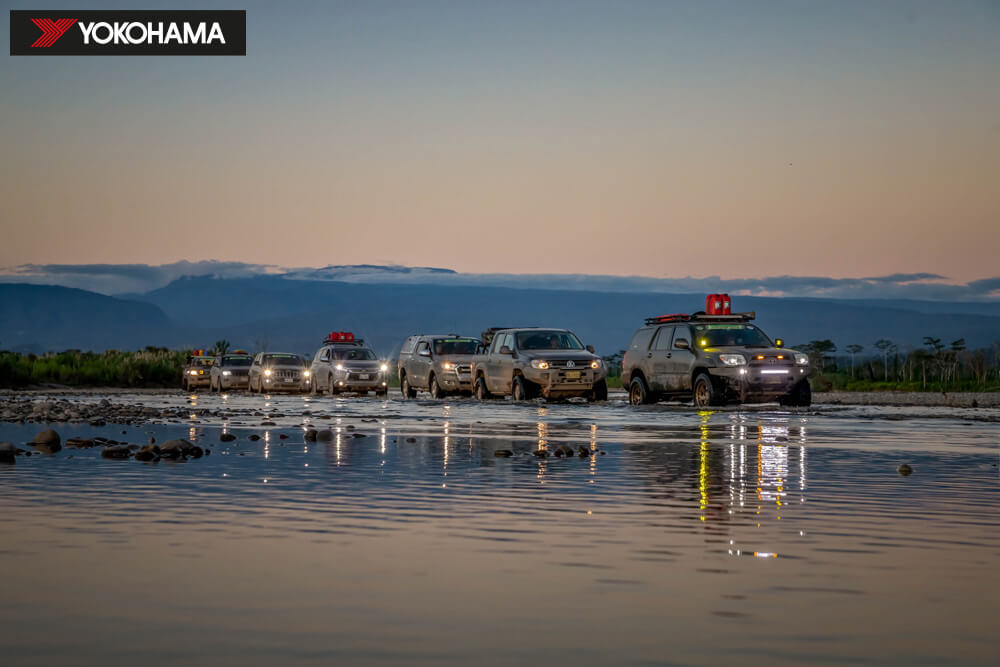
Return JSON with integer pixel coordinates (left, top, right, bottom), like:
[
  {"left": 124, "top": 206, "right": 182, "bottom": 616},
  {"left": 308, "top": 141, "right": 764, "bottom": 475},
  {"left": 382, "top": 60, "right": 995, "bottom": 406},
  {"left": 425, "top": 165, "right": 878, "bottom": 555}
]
[{"left": 10, "top": 10, "right": 245, "bottom": 55}]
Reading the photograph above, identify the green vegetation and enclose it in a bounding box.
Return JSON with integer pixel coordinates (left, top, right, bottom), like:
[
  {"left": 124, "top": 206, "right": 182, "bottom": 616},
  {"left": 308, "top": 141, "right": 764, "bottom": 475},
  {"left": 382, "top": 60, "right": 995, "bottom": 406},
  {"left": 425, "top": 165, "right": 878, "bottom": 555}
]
[
  {"left": 796, "top": 338, "right": 1000, "bottom": 392},
  {"left": 0, "top": 348, "right": 189, "bottom": 388}
]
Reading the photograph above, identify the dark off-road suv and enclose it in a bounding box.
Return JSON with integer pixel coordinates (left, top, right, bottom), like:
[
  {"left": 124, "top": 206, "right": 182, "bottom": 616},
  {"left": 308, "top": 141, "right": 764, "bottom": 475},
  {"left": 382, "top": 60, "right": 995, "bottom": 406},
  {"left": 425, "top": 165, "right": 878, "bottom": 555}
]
[{"left": 622, "top": 312, "right": 811, "bottom": 408}]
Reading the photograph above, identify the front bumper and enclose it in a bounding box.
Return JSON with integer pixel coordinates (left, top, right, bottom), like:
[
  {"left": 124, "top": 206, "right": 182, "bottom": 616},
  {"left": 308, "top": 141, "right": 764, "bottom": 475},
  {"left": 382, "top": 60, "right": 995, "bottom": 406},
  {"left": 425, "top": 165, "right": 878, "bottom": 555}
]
[
  {"left": 437, "top": 370, "right": 473, "bottom": 391},
  {"left": 332, "top": 370, "right": 389, "bottom": 392},
  {"left": 713, "top": 365, "right": 808, "bottom": 401},
  {"left": 523, "top": 367, "right": 606, "bottom": 397},
  {"left": 261, "top": 376, "right": 309, "bottom": 392},
  {"left": 185, "top": 374, "right": 211, "bottom": 388},
  {"left": 218, "top": 374, "right": 250, "bottom": 389}
]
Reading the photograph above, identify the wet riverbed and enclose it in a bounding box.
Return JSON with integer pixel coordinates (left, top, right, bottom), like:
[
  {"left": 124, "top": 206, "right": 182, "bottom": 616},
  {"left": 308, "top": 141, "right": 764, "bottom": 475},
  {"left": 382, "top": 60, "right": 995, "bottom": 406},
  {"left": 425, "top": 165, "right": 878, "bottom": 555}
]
[{"left": 2, "top": 391, "right": 999, "bottom": 666}]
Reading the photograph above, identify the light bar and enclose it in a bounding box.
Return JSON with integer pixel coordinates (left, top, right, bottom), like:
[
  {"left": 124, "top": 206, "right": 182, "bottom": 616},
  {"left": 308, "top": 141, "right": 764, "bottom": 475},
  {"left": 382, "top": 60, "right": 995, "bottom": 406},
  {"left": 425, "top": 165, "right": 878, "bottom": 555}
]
[{"left": 760, "top": 369, "right": 788, "bottom": 375}]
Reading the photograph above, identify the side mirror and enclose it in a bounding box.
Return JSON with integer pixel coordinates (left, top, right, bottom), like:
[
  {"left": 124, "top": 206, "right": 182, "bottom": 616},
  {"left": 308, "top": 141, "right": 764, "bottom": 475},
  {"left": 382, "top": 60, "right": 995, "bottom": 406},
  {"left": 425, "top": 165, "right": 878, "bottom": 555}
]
[
  {"left": 674, "top": 338, "right": 690, "bottom": 350},
  {"left": 775, "top": 339, "right": 784, "bottom": 348},
  {"left": 586, "top": 345, "right": 595, "bottom": 354},
  {"left": 418, "top": 348, "right": 431, "bottom": 357},
  {"left": 499, "top": 345, "right": 513, "bottom": 355}
]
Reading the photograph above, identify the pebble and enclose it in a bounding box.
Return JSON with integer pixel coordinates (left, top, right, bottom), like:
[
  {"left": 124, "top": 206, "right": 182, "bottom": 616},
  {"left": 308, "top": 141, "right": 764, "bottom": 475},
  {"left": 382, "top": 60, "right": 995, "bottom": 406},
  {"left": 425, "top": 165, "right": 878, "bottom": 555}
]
[
  {"left": 494, "top": 449, "right": 514, "bottom": 457},
  {"left": 897, "top": 464, "right": 914, "bottom": 476}
]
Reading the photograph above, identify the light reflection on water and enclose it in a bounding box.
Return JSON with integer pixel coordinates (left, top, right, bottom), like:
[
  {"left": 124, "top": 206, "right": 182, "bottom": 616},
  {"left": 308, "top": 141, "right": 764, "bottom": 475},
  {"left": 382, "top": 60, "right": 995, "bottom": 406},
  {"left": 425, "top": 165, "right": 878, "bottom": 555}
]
[{"left": 0, "top": 393, "right": 998, "bottom": 666}]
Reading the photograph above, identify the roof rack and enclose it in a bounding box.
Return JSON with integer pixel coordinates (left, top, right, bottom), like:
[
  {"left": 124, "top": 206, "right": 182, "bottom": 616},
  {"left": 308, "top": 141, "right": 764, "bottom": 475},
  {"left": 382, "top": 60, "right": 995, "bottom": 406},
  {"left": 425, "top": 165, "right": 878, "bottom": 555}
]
[{"left": 645, "top": 311, "right": 755, "bottom": 326}]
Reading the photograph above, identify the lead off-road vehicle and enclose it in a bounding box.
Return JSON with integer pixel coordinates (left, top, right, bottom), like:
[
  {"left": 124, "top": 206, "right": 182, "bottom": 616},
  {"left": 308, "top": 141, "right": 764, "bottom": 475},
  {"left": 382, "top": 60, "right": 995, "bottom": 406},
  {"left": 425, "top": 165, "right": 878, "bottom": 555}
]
[
  {"left": 622, "top": 305, "right": 811, "bottom": 408},
  {"left": 471, "top": 327, "right": 608, "bottom": 401},
  {"left": 398, "top": 334, "right": 480, "bottom": 399},
  {"left": 248, "top": 353, "right": 310, "bottom": 394}
]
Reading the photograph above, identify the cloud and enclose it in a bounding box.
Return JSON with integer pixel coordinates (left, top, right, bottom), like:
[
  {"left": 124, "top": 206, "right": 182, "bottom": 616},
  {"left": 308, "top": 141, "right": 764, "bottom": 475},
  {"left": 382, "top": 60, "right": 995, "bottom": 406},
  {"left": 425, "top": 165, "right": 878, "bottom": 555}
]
[{"left": 0, "top": 261, "right": 997, "bottom": 303}]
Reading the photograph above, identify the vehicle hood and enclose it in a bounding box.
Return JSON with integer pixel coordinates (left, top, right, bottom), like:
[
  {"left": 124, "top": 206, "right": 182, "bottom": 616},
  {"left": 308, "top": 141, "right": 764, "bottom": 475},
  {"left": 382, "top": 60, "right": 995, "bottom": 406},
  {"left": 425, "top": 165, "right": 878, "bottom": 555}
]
[{"left": 334, "top": 360, "right": 382, "bottom": 369}]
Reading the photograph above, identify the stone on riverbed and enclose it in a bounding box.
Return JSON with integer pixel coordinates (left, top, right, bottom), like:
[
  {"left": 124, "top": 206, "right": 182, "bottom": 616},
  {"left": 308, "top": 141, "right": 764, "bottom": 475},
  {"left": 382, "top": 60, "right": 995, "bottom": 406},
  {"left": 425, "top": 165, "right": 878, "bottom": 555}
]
[
  {"left": 31, "top": 429, "right": 62, "bottom": 453},
  {"left": 316, "top": 429, "right": 334, "bottom": 442},
  {"left": 304, "top": 429, "right": 318, "bottom": 442},
  {"left": 134, "top": 445, "right": 159, "bottom": 462},
  {"left": 0, "top": 442, "right": 16, "bottom": 464},
  {"left": 101, "top": 445, "right": 132, "bottom": 460},
  {"left": 220, "top": 433, "right": 236, "bottom": 442},
  {"left": 897, "top": 464, "right": 913, "bottom": 476},
  {"left": 494, "top": 449, "right": 514, "bottom": 457}
]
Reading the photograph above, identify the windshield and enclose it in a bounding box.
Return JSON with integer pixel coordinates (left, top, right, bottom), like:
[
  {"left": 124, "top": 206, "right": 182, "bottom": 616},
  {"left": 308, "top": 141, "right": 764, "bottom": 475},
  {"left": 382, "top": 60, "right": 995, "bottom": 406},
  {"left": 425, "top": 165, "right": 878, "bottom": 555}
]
[
  {"left": 222, "top": 356, "right": 252, "bottom": 367},
  {"left": 433, "top": 338, "right": 479, "bottom": 355},
  {"left": 262, "top": 354, "right": 305, "bottom": 367},
  {"left": 190, "top": 357, "right": 215, "bottom": 367},
  {"left": 693, "top": 324, "right": 772, "bottom": 348},
  {"left": 332, "top": 348, "right": 377, "bottom": 361},
  {"left": 515, "top": 331, "right": 584, "bottom": 351}
]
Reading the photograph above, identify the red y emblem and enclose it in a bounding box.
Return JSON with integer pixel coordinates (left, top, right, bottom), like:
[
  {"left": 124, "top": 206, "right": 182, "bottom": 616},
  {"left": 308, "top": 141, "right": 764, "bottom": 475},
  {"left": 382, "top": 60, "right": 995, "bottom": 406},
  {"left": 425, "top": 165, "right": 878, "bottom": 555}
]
[{"left": 30, "top": 18, "right": 78, "bottom": 48}]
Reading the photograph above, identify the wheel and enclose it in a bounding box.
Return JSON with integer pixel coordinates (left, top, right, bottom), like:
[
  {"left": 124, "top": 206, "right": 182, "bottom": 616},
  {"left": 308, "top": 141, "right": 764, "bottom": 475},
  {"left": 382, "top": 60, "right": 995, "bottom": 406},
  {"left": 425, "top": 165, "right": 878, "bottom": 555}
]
[
  {"left": 183, "top": 378, "right": 189, "bottom": 392},
  {"left": 429, "top": 374, "right": 445, "bottom": 399},
  {"left": 400, "top": 375, "right": 417, "bottom": 399},
  {"left": 474, "top": 376, "right": 492, "bottom": 401},
  {"left": 781, "top": 380, "right": 812, "bottom": 407},
  {"left": 329, "top": 377, "right": 340, "bottom": 395},
  {"left": 693, "top": 372, "right": 723, "bottom": 408},
  {"left": 512, "top": 375, "right": 528, "bottom": 401},
  {"left": 590, "top": 378, "right": 608, "bottom": 402},
  {"left": 629, "top": 376, "right": 652, "bottom": 405},
  {"left": 375, "top": 388, "right": 388, "bottom": 398},
  {"left": 309, "top": 377, "right": 317, "bottom": 395}
]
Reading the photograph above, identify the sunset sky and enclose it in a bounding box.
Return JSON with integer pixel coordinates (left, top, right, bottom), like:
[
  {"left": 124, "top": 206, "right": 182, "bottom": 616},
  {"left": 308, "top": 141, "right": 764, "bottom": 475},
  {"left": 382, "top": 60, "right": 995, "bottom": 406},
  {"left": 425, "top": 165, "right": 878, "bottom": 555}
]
[{"left": 1, "top": 0, "right": 998, "bottom": 282}]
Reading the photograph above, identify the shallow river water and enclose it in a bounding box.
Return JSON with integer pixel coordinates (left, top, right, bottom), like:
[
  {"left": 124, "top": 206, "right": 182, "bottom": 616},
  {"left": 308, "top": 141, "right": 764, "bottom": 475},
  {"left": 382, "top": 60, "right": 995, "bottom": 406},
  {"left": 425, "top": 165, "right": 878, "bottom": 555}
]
[{"left": 1, "top": 392, "right": 999, "bottom": 666}]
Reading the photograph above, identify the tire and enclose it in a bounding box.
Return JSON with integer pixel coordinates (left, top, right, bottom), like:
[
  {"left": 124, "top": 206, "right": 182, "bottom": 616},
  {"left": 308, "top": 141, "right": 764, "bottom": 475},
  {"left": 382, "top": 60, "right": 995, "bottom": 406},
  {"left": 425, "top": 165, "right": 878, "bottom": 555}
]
[
  {"left": 781, "top": 380, "right": 812, "bottom": 407},
  {"left": 429, "top": 374, "right": 445, "bottom": 399},
  {"left": 401, "top": 375, "right": 417, "bottom": 399},
  {"left": 329, "top": 377, "right": 340, "bottom": 395},
  {"left": 512, "top": 375, "right": 528, "bottom": 401},
  {"left": 183, "top": 378, "right": 189, "bottom": 392},
  {"left": 590, "top": 378, "right": 608, "bottom": 402},
  {"left": 629, "top": 375, "right": 652, "bottom": 405},
  {"left": 693, "top": 372, "right": 723, "bottom": 408},
  {"left": 474, "top": 376, "right": 492, "bottom": 401},
  {"left": 375, "top": 388, "right": 388, "bottom": 398}
]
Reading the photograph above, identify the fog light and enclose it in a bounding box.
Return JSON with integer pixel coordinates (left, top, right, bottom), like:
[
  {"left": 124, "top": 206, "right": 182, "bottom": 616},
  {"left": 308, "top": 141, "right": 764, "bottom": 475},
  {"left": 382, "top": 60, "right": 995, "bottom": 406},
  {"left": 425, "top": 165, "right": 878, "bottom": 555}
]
[{"left": 739, "top": 368, "right": 747, "bottom": 375}]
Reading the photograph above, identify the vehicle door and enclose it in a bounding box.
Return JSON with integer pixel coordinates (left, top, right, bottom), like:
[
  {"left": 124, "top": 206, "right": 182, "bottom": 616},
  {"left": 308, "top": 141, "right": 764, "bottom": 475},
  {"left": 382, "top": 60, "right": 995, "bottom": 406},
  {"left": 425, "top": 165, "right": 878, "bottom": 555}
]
[
  {"left": 665, "top": 325, "right": 697, "bottom": 391},
  {"left": 250, "top": 354, "right": 262, "bottom": 387},
  {"left": 486, "top": 333, "right": 510, "bottom": 393},
  {"left": 647, "top": 326, "right": 675, "bottom": 392},
  {"left": 398, "top": 337, "right": 416, "bottom": 381},
  {"left": 314, "top": 347, "right": 330, "bottom": 385},
  {"left": 414, "top": 340, "right": 433, "bottom": 388}
]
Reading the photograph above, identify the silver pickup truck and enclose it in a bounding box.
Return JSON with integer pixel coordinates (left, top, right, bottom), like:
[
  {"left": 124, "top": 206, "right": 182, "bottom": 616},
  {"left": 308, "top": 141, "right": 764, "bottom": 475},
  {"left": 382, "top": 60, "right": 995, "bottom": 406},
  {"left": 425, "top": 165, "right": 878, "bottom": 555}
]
[
  {"left": 398, "top": 334, "right": 480, "bottom": 399},
  {"left": 470, "top": 327, "right": 607, "bottom": 401}
]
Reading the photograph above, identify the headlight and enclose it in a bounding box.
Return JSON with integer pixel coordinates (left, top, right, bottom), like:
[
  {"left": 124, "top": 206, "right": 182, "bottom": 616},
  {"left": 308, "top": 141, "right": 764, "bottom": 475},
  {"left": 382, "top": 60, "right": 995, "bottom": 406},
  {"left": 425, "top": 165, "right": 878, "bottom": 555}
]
[
  {"left": 530, "top": 360, "right": 550, "bottom": 370},
  {"left": 794, "top": 353, "right": 809, "bottom": 366},
  {"left": 719, "top": 354, "right": 747, "bottom": 366},
  {"left": 590, "top": 360, "right": 601, "bottom": 369},
  {"left": 222, "top": 370, "right": 232, "bottom": 376},
  {"left": 379, "top": 363, "right": 388, "bottom": 372},
  {"left": 264, "top": 369, "right": 272, "bottom": 376},
  {"left": 188, "top": 370, "right": 198, "bottom": 375},
  {"left": 303, "top": 370, "right": 311, "bottom": 377},
  {"left": 441, "top": 362, "right": 454, "bottom": 370},
  {"left": 335, "top": 364, "right": 344, "bottom": 371}
]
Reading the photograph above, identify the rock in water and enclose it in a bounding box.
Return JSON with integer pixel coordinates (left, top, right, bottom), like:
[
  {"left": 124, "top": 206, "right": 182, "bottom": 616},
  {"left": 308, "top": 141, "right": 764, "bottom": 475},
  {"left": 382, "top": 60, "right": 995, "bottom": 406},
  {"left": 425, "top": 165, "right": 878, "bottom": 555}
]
[
  {"left": 316, "top": 429, "right": 334, "bottom": 442},
  {"left": 134, "top": 445, "right": 159, "bottom": 462},
  {"left": 898, "top": 464, "right": 914, "bottom": 476},
  {"left": 101, "top": 445, "right": 132, "bottom": 459},
  {"left": 494, "top": 449, "right": 514, "bottom": 457},
  {"left": 248, "top": 434, "right": 261, "bottom": 441},
  {"left": 220, "top": 433, "right": 236, "bottom": 442},
  {"left": 533, "top": 449, "right": 549, "bottom": 458},
  {"left": 577, "top": 446, "right": 590, "bottom": 457},
  {"left": 304, "top": 429, "right": 318, "bottom": 442},
  {"left": 0, "top": 442, "right": 16, "bottom": 464},
  {"left": 31, "top": 429, "right": 62, "bottom": 453}
]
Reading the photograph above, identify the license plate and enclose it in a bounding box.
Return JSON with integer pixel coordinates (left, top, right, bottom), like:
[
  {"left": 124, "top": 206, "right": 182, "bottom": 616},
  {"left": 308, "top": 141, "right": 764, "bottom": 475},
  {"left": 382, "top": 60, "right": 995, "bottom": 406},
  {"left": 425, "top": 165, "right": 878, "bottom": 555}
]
[
  {"left": 358, "top": 374, "right": 370, "bottom": 380},
  {"left": 565, "top": 371, "right": 581, "bottom": 379}
]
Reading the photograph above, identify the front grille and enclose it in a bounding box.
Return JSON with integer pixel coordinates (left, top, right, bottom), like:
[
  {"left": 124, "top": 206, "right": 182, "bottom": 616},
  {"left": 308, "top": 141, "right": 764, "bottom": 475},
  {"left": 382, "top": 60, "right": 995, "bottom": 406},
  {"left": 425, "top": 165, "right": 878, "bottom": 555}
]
[
  {"left": 232, "top": 369, "right": 249, "bottom": 377},
  {"left": 748, "top": 357, "right": 794, "bottom": 368},
  {"left": 347, "top": 372, "right": 376, "bottom": 382},
  {"left": 547, "top": 359, "right": 593, "bottom": 369},
  {"left": 456, "top": 365, "right": 472, "bottom": 375},
  {"left": 553, "top": 369, "right": 594, "bottom": 383},
  {"left": 274, "top": 369, "right": 300, "bottom": 380}
]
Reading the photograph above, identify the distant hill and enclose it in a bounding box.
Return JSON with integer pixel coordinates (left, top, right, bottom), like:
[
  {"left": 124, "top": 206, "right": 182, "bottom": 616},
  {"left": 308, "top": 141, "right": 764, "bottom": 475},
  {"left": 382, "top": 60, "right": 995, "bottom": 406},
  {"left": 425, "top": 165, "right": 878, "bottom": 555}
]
[
  {"left": 4, "top": 277, "right": 999, "bottom": 356},
  {"left": 139, "top": 277, "right": 1000, "bottom": 358},
  {"left": 0, "top": 284, "right": 172, "bottom": 353}
]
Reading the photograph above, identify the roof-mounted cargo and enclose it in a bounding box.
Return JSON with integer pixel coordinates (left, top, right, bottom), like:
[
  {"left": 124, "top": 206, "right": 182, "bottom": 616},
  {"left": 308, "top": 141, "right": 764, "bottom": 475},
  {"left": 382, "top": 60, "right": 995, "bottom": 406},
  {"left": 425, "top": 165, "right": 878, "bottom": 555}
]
[{"left": 323, "top": 331, "right": 364, "bottom": 345}]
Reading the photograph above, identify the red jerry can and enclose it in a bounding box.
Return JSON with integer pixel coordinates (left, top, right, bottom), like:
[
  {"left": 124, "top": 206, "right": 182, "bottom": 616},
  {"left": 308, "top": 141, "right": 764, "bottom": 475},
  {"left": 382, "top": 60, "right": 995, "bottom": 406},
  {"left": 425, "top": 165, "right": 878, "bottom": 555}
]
[{"left": 706, "top": 293, "right": 732, "bottom": 315}]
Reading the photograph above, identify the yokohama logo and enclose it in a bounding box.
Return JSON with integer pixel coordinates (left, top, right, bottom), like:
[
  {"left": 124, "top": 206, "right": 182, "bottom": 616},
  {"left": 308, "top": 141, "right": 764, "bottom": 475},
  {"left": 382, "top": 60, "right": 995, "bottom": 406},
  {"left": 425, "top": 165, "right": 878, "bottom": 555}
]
[
  {"left": 10, "top": 10, "right": 246, "bottom": 56},
  {"left": 30, "top": 18, "right": 77, "bottom": 47}
]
